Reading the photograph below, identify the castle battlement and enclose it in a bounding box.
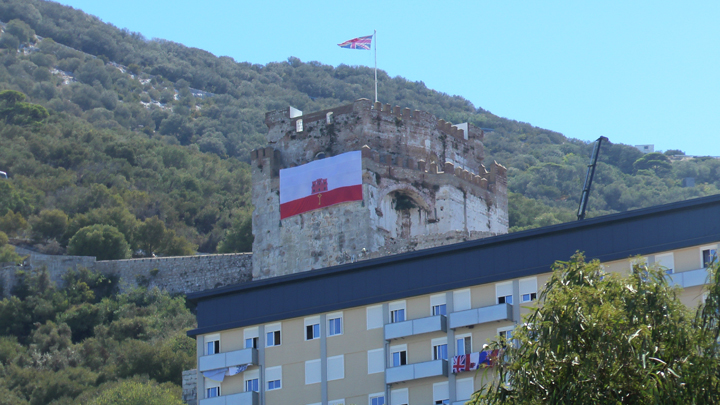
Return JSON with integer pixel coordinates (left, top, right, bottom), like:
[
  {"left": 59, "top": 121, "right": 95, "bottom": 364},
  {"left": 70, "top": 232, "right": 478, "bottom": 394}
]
[{"left": 252, "top": 99, "right": 508, "bottom": 279}]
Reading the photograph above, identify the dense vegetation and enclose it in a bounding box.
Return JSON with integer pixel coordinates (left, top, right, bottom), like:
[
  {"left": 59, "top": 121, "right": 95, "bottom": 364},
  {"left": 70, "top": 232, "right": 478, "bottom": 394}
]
[
  {"left": 475, "top": 254, "right": 720, "bottom": 404},
  {"left": 0, "top": 267, "right": 193, "bottom": 404},
  {"left": 0, "top": 0, "right": 718, "bottom": 254}
]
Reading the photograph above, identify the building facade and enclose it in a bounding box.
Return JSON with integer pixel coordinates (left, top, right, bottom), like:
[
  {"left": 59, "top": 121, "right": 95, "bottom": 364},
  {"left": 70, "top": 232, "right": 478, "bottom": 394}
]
[
  {"left": 188, "top": 194, "right": 720, "bottom": 405},
  {"left": 251, "top": 99, "right": 508, "bottom": 279}
]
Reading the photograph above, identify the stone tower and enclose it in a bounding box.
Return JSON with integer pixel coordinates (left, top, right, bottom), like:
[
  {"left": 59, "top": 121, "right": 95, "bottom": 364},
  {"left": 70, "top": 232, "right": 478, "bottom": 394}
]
[{"left": 251, "top": 99, "right": 508, "bottom": 279}]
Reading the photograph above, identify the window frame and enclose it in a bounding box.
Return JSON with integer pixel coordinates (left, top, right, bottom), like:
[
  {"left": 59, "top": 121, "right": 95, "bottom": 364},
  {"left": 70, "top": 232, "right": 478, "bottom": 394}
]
[
  {"left": 244, "top": 327, "right": 258, "bottom": 349},
  {"left": 496, "top": 282, "right": 513, "bottom": 305},
  {"left": 655, "top": 252, "right": 675, "bottom": 274},
  {"left": 367, "top": 348, "right": 385, "bottom": 374},
  {"left": 701, "top": 245, "right": 718, "bottom": 268},
  {"left": 432, "top": 337, "right": 448, "bottom": 360},
  {"left": 265, "top": 365, "right": 282, "bottom": 391},
  {"left": 430, "top": 293, "right": 447, "bottom": 316},
  {"left": 205, "top": 333, "right": 220, "bottom": 355},
  {"left": 453, "top": 289, "right": 471, "bottom": 312},
  {"left": 266, "top": 323, "right": 281, "bottom": 347},
  {"left": 327, "top": 312, "right": 343, "bottom": 337},
  {"left": 305, "top": 359, "right": 321, "bottom": 385},
  {"left": 369, "top": 392, "right": 385, "bottom": 405},
  {"left": 304, "top": 316, "right": 320, "bottom": 341},
  {"left": 327, "top": 354, "right": 345, "bottom": 381},
  {"left": 433, "top": 381, "right": 449, "bottom": 405},
  {"left": 456, "top": 333, "right": 472, "bottom": 356},
  {"left": 244, "top": 369, "right": 259, "bottom": 392},
  {"left": 367, "top": 305, "right": 383, "bottom": 330},
  {"left": 390, "top": 344, "right": 407, "bottom": 367},
  {"left": 389, "top": 301, "right": 406, "bottom": 324},
  {"left": 519, "top": 277, "right": 538, "bottom": 303}
]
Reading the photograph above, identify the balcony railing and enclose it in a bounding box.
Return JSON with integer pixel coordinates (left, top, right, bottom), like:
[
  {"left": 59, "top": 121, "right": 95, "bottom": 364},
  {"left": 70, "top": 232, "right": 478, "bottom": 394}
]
[
  {"left": 449, "top": 303, "right": 513, "bottom": 329},
  {"left": 385, "top": 359, "right": 448, "bottom": 384},
  {"left": 668, "top": 268, "right": 709, "bottom": 288},
  {"left": 384, "top": 314, "right": 447, "bottom": 340},
  {"left": 199, "top": 348, "right": 258, "bottom": 372},
  {"left": 200, "top": 391, "right": 259, "bottom": 405}
]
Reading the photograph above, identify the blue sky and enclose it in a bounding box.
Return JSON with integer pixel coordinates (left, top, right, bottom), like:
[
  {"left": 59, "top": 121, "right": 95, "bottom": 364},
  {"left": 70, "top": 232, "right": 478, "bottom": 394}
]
[{"left": 57, "top": 0, "right": 720, "bottom": 156}]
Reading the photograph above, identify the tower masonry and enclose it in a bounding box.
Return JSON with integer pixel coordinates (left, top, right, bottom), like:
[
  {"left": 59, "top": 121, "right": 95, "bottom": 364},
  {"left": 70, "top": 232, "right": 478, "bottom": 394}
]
[{"left": 251, "top": 98, "right": 508, "bottom": 279}]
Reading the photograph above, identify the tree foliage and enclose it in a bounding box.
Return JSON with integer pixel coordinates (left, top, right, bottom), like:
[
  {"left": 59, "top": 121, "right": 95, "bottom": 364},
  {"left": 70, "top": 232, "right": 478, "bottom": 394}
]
[
  {"left": 0, "top": 267, "right": 195, "bottom": 403},
  {"left": 474, "top": 253, "right": 720, "bottom": 404},
  {"left": 67, "top": 224, "right": 130, "bottom": 260}
]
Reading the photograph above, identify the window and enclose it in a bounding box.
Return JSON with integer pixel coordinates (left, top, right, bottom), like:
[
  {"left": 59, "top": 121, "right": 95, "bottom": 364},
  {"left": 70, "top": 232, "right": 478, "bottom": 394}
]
[
  {"left": 296, "top": 118, "right": 303, "bottom": 132},
  {"left": 328, "top": 312, "right": 343, "bottom": 336},
  {"left": 431, "top": 293, "right": 447, "bottom": 316},
  {"left": 391, "top": 344, "right": 407, "bottom": 367},
  {"left": 456, "top": 334, "right": 472, "bottom": 356},
  {"left": 369, "top": 393, "right": 385, "bottom": 405},
  {"left": 520, "top": 277, "right": 537, "bottom": 303},
  {"left": 305, "top": 316, "right": 320, "bottom": 340},
  {"left": 498, "top": 294, "right": 513, "bottom": 304},
  {"left": 328, "top": 400, "right": 345, "bottom": 405},
  {"left": 389, "top": 301, "right": 406, "bottom": 323},
  {"left": 496, "top": 282, "right": 513, "bottom": 305},
  {"left": 702, "top": 247, "right": 717, "bottom": 268},
  {"left": 367, "top": 305, "right": 383, "bottom": 329},
  {"left": 499, "top": 326, "right": 515, "bottom": 348},
  {"left": 655, "top": 253, "right": 675, "bottom": 274},
  {"left": 453, "top": 289, "right": 471, "bottom": 311},
  {"left": 432, "top": 337, "right": 448, "bottom": 360},
  {"left": 205, "top": 333, "right": 219, "bottom": 355},
  {"left": 367, "top": 348, "right": 385, "bottom": 374},
  {"left": 306, "top": 324, "right": 319, "bottom": 340},
  {"left": 305, "top": 359, "right": 321, "bottom": 385},
  {"left": 244, "top": 369, "right": 259, "bottom": 392},
  {"left": 327, "top": 355, "right": 345, "bottom": 381},
  {"left": 326, "top": 112, "right": 334, "bottom": 124},
  {"left": 390, "top": 388, "right": 408, "bottom": 405},
  {"left": 206, "top": 386, "right": 220, "bottom": 398},
  {"left": 433, "top": 381, "right": 449, "bottom": 405},
  {"left": 266, "top": 323, "right": 281, "bottom": 347},
  {"left": 266, "top": 366, "right": 282, "bottom": 390},
  {"left": 244, "top": 327, "right": 258, "bottom": 349}
]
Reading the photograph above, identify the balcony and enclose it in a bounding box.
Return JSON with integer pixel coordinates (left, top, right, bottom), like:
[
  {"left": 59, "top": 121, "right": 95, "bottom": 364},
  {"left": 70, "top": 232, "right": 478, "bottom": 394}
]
[
  {"left": 199, "top": 348, "right": 258, "bottom": 372},
  {"left": 449, "top": 303, "right": 513, "bottom": 329},
  {"left": 669, "top": 268, "right": 709, "bottom": 288},
  {"left": 385, "top": 315, "right": 447, "bottom": 340},
  {"left": 385, "top": 359, "right": 448, "bottom": 384},
  {"left": 200, "top": 391, "right": 259, "bottom": 405}
]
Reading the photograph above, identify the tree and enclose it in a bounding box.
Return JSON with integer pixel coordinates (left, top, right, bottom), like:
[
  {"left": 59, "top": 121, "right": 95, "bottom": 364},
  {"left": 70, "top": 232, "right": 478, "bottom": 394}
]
[
  {"left": 4, "top": 19, "right": 35, "bottom": 44},
  {"left": 135, "top": 217, "right": 165, "bottom": 256},
  {"left": 67, "top": 224, "right": 130, "bottom": 260},
  {"left": 30, "top": 209, "right": 68, "bottom": 242},
  {"left": 218, "top": 212, "right": 253, "bottom": 253},
  {"left": 633, "top": 152, "right": 673, "bottom": 176},
  {"left": 473, "top": 253, "right": 720, "bottom": 404}
]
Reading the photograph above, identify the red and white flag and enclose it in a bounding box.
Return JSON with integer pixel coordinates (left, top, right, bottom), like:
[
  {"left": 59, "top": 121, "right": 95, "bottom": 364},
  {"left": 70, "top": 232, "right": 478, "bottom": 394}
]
[{"left": 279, "top": 151, "right": 363, "bottom": 219}]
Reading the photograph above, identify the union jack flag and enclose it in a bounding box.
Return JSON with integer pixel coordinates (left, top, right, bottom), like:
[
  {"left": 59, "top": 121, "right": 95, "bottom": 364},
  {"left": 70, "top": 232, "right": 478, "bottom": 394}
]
[
  {"left": 452, "top": 354, "right": 467, "bottom": 373},
  {"left": 338, "top": 35, "right": 373, "bottom": 50}
]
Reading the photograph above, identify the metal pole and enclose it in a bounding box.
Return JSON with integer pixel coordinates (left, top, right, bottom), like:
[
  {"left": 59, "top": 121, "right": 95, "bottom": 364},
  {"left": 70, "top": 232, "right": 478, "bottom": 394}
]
[{"left": 374, "top": 30, "right": 377, "bottom": 103}]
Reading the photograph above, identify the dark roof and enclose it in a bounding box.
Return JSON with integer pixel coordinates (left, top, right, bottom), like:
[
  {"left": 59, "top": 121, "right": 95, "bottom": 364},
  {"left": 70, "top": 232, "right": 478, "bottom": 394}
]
[{"left": 188, "top": 194, "right": 720, "bottom": 336}]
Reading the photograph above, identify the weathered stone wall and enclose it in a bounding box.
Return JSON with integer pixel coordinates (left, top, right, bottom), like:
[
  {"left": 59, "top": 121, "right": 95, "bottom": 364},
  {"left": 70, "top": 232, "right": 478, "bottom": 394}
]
[
  {"left": 1, "top": 246, "right": 252, "bottom": 296},
  {"left": 252, "top": 99, "right": 508, "bottom": 278},
  {"left": 95, "top": 253, "right": 252, "bottom": 295},
  {"left": 182, "top": 369, "right": 198, "bottom": 405}
]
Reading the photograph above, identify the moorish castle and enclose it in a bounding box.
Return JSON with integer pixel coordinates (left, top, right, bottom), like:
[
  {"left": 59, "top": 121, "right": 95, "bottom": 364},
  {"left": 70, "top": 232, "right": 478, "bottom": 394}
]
[{"left": 2, "top": 99, "right": 508, "bottom": 296}]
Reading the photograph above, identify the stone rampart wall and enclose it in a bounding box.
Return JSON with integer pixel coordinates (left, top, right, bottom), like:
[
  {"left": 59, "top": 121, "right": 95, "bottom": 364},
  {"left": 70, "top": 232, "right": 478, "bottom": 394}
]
[
  {"left": 95, "top": 253, "right": 252, "bottom": 295},
  {"left": 1, "top": 246, "right": 252, "bottom": 297}
]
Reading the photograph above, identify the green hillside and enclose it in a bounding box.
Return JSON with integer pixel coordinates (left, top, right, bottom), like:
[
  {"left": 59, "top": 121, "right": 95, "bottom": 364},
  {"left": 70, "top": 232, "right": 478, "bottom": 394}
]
[{"left": 1, "top": 0, "right": 719, "bottom": 257}]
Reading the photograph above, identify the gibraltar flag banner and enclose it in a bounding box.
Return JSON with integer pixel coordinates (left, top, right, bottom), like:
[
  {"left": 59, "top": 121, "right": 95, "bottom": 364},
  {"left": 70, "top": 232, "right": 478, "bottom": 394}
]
[{"left": 279, "top": 151, "right": 363, "bottom": 219}]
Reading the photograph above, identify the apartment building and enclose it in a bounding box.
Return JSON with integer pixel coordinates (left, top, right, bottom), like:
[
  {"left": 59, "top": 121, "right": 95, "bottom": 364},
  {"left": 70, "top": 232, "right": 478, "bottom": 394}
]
[{"left": 187, "top": 193, "right": 720, "bottom": 405}]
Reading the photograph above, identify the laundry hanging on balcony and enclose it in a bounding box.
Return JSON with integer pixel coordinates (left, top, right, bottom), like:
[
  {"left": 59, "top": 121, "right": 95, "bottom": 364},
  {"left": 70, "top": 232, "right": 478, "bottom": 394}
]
[
  {"left": 451, "top": 350, "right": 500, "bottom": 373},
  {"left": 202, "top": 364, "right": 251, "bottom": 381}
]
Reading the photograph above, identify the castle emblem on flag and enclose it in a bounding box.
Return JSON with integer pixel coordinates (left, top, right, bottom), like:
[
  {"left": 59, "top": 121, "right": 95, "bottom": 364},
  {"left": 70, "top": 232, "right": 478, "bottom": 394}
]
[{"left": 312, "top": 178, "right": 328, "bottom": 194}]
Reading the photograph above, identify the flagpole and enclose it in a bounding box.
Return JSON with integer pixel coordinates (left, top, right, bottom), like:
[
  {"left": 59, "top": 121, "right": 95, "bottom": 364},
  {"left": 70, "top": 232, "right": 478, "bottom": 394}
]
[{"left": 374, "top": 29, "right": 377, "bottom": 103}]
